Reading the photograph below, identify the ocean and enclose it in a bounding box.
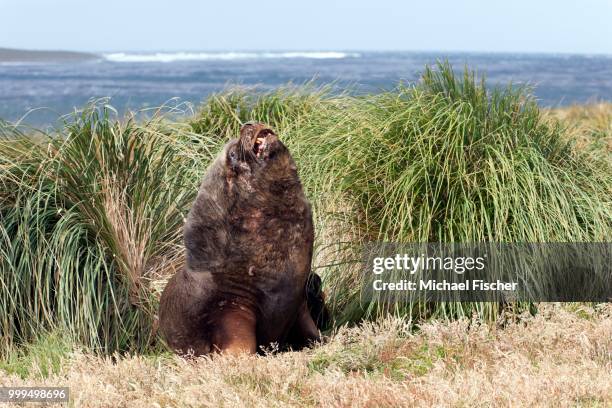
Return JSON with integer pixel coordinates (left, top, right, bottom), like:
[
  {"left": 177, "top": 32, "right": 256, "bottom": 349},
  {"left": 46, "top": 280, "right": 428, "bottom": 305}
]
[{"left": 1, "top": 51, "right": 611, "bottom": 126}]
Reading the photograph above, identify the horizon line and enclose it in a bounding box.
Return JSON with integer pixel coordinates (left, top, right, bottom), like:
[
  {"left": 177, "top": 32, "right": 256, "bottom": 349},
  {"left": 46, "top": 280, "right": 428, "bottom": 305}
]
[{"left": 2, "top": 46, "right": 612, "bottom": 58}]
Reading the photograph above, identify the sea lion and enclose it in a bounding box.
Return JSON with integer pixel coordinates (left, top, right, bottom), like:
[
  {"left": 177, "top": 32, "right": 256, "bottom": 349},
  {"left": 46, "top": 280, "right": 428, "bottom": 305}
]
[{"left": 159, "top": 122, "right": 321, "bottom": 355}]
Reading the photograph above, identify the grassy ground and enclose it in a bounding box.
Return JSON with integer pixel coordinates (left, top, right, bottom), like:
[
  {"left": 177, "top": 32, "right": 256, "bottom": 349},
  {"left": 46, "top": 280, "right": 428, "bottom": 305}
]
[{"left": 0, "top": 303, "right": 609, "bottom": 407}]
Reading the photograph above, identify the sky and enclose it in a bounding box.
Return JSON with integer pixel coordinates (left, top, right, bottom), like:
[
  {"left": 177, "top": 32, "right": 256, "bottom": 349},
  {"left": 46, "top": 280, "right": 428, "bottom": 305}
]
[{"left": 1, "top": 0, "right": 611, "bottom": 54}]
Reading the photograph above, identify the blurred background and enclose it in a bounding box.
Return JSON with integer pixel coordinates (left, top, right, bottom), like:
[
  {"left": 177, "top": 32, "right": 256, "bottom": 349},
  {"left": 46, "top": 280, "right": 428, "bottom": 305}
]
[{"left": 1, "top": 0, "right": 611, "bottom": 125}]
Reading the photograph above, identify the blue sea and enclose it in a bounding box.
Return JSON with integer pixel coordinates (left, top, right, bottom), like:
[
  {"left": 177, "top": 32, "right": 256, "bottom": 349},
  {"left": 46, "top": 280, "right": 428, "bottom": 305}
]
[{"left": 1, "top": 51, "right": 612, "bottom": 126}]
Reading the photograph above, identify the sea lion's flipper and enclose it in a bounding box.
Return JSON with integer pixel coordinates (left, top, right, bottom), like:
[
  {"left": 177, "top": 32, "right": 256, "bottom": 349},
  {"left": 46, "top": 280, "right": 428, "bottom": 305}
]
[
  {"left": 306, "top": 273, "right": 330, "bottom": 330},
  {"left": 211, "top": 309, "right": 257, "bottom": 355},
  {"left": 285, "top": 301, "right": 321, "bottom": 350},
  {"left": 297, "top": 301, "right": 321, "bottom": 342}
]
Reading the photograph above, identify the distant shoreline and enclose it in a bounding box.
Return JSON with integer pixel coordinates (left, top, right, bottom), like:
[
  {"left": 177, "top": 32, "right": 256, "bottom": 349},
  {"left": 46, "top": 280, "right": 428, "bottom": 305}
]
[
  {"left": 0, "top": 47, "right": 98, "bottom": 62},
  {"left": 3, "top": 47, "right": 612, "bottom": 64}
]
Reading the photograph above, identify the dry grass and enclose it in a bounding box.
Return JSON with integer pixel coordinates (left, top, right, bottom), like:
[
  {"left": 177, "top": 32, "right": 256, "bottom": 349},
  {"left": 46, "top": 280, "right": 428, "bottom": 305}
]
[
  {"left": 548, "top": 103, "right": 612, "bottom": 156},
  {"left": 1, "top": 304, "right": 609, "bottom": 407}
]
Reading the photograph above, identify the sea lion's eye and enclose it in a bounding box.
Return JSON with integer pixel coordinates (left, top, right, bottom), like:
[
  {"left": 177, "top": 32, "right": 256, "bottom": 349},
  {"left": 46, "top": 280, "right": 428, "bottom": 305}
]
[{"left": 228, "top": 149, "right": 240, "bottom": 171}]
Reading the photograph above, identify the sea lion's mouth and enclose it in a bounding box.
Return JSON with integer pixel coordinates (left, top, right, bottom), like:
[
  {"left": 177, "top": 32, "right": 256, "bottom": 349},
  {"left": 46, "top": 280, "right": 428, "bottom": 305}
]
[
  {"left": 252, "top": 129, "right": 274, "bottom": 159},
  {"left": 239, "top": 122, "right": 278, "bottom": 162},
  {"left": 253, "top": 136, "right": 266, "bottom": 158}
]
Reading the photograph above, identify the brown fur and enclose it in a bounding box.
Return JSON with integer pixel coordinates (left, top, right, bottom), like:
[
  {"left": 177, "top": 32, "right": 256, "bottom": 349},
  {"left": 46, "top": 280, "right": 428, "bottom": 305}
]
[{"left": 159, "top": 122, "right": 320, "bottom": 355}]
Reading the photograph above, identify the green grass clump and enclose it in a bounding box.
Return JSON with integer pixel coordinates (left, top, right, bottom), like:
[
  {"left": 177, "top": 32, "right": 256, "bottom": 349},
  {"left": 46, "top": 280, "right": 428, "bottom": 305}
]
[
  {"left": 298, "top": 64, "right": 611, "bottom": 323},
  {"left": 0, "top": 63, "right": 610, "bottom": 355},
  {"left": 190, "top": 84, "right": 334, "bottom": 138},
  {"left": 0, "top": 104, "right": 219, "bottom": 355},
  {"left": 305, "top": 64, "right": 610, "bottom": 242}
]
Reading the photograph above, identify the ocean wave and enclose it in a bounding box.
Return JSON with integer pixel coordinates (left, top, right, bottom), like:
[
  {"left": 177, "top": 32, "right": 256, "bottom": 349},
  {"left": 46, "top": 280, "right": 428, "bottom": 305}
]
[{"left": 103, "top": 51, "right": 361, "bottom": 63}]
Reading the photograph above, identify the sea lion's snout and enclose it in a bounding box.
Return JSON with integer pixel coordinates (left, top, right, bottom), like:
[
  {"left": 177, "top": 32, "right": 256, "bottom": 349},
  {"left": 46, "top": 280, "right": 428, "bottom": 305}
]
[{"left": 240, "top": 122, "right": 279, "bottom": 160}]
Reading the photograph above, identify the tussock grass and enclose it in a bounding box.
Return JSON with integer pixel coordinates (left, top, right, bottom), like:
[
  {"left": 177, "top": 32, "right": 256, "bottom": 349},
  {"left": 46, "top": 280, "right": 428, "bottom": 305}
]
[
  {"left": 0, "top": 304, "right": 609, "bottom": 407},
  {"left": 295, "top": 65, "right": 612, "bottom": 323},
  {"left": 0, "top": 64, "right": 611, "bottom": 355},
  {"left": 0, "top": 104, "right": 219, "bottom": 354}
]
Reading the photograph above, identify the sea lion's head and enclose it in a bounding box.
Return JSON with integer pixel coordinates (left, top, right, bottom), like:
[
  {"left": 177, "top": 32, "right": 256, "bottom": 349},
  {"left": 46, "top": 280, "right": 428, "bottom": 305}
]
[{"left": 223, "top": 122, "right": 296, "bottom": 184}]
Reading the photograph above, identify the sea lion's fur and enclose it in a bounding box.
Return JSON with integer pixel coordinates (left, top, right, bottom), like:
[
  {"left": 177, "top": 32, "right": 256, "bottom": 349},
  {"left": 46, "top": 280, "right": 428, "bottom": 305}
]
[{"left": 159, "top": 122, "right": 320, "bottom": 355}]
